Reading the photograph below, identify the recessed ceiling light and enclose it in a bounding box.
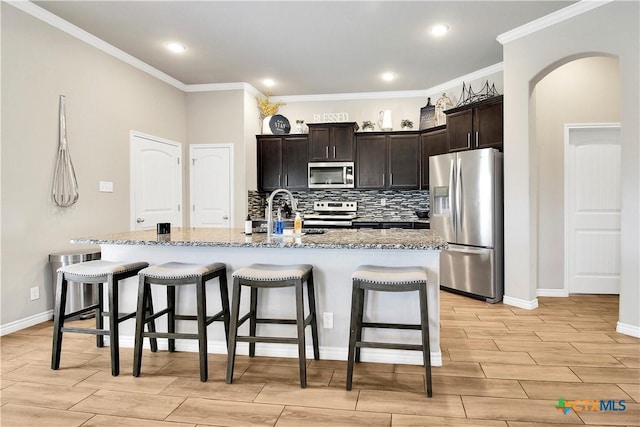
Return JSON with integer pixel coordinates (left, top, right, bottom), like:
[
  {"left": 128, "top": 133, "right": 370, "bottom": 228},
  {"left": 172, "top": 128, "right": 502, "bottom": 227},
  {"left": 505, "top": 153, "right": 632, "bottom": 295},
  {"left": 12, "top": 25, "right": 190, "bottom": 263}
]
[
  {"left": 430, "top": 24, "right": 450, "bottom": 37},
  {"left": 166, "top": 42, "right": 186, "bottom": 53},
  {"left": 381, "top": 72, "right": 395, "bottom": 82},
  {"left": 263, "top": 78, "right": 277, "bottom": 87}
]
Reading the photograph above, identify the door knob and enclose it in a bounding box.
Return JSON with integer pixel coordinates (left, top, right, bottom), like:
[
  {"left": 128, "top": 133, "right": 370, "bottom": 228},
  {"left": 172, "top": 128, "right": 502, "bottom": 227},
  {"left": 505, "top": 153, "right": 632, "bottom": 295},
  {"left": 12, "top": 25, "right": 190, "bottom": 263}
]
[
  {"left": 222, "top": 215, "right": 229, "bottom": 220},
  {"left": 136, "top": 217, "right": 145, "bottom": 223}
]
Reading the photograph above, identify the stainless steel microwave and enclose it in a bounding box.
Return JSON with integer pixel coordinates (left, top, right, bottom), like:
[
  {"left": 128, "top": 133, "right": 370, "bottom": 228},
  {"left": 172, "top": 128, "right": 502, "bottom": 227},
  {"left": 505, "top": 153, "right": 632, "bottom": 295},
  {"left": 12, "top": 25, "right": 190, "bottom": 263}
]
[{"left": 308, "top": 162, "right": 355, "bottom": 189}]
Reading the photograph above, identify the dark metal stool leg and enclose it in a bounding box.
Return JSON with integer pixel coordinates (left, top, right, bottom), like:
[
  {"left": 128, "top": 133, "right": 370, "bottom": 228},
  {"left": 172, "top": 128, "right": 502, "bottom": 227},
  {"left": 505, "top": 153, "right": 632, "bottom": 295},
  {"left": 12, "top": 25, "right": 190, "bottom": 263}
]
[
  {"left": 132, "top": 276, "right": 148, "bottom": 377},
  {"left": 51, "top": 272, "right": 68, "bottom": 370},
  {"left": 108, "top": 276, "right": 120, "bottom": 376},
  {"left": 354, "top": 286, "right": 365, "bottom": 363},
  {"left": 219, "top": 272, "right": 231, "bottom": 345},
  {"left": 96, "top": 282, "right": 104, "bottom": 348},
  {"left": 295, "top": 279, "right": 308, "bottom": 388},
  {"left": 248, "top": 286, "right": 258, "bottom": 357},
  {"left": 167, "top": 286, "right": 176, "bottom": 352},
  {"left": 196, "top": 277, "right": 208, "bottom": 382},
  {"left": 419, "top": 284, "right": 432, "bottom": 397},
  {"left": 346, "top": 279, "right": 361, "bottom": 390},
  {"left": 306, "top": 273, "right": 320, "bottom": 360},
  {"left": 226, "top": 278, "right": 242, "bottom": 384},
  {"left": 145, "top": 289, "right": 158, "bottom": 352}
]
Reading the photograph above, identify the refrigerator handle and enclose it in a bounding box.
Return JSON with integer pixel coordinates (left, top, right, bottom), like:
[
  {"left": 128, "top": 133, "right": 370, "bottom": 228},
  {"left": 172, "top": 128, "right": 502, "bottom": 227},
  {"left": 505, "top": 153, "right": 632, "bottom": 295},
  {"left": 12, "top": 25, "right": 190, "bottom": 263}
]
[
  {"left": 449, "top": 158, "right": 455, "bottom": 231},
  {"left": 456, "top": 157, "right": 462, "bottom": 233}
]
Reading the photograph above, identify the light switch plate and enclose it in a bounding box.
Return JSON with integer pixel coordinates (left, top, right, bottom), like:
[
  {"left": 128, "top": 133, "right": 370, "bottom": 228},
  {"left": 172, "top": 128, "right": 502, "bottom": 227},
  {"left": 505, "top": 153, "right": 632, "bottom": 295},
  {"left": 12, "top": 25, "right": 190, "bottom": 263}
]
[{"left": 99, "top": 181, "right": 114, "bottom": 192}]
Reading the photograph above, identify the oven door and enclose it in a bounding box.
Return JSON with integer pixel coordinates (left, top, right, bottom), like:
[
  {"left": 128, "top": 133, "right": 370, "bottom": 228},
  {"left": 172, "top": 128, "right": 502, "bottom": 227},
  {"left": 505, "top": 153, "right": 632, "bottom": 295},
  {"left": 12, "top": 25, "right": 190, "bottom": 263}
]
[{"left": 308, "top": 162, "right": 354, "bottom": 189}]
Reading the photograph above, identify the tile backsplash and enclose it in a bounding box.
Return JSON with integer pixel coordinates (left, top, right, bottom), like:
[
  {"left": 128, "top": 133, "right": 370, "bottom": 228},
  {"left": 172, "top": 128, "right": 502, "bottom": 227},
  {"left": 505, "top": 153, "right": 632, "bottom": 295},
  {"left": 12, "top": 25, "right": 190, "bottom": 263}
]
[{"left": 248, "top": 189, "right": 430, "bottom": 220}]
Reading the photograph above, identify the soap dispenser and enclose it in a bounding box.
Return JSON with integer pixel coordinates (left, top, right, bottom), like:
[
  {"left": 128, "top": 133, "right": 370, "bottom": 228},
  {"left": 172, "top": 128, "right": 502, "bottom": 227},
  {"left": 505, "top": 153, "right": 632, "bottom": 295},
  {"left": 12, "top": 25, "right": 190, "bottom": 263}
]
[{"left": 294, "top": 212, "right": 302, "bottom": 235}]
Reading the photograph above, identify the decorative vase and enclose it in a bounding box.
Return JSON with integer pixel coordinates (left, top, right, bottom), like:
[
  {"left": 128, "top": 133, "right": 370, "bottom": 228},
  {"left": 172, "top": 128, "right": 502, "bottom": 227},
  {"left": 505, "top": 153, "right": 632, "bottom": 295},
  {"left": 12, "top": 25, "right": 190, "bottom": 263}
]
[{"left": 262, "top": 115, "right": 273, "bottom": 134}]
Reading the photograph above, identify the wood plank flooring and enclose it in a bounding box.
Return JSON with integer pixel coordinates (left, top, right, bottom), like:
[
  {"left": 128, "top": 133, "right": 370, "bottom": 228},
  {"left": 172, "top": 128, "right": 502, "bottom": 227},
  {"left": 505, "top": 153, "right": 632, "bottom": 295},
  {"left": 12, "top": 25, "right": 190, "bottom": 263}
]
[{"left": 1, "top": 292, "right": 638, "bottom": 426}]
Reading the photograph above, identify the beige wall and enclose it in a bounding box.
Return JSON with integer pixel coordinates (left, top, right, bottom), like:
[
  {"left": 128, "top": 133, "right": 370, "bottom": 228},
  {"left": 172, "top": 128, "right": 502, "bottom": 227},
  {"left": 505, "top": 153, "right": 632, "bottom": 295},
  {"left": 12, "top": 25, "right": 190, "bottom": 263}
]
[
  {"left": 1, "top": 4, "right": 186, "bottom": 326},
  {"left": 536, "top": 56, "right": 620, "bottom": 290},
  {"left": 503, "top": 1, "right": 639, "bottom": 331}
]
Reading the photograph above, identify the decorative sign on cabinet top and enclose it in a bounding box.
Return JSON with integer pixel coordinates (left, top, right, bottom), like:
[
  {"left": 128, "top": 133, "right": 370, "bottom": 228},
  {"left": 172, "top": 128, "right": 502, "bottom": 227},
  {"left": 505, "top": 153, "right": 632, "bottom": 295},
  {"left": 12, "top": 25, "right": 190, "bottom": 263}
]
[{"left": 313, "top": 112, "right": 350, "bottom": 123}]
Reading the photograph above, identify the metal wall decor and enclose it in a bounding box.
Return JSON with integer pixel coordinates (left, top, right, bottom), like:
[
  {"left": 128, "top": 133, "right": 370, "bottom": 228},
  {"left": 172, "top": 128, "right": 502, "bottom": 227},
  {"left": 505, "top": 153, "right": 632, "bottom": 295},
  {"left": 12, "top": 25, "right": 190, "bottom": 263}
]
[
  {"left": 52, "top": 95, "right": 79, "bottom": 207},
  {"left": 455, "top": 81, "right": 500, "bottom": 107}
]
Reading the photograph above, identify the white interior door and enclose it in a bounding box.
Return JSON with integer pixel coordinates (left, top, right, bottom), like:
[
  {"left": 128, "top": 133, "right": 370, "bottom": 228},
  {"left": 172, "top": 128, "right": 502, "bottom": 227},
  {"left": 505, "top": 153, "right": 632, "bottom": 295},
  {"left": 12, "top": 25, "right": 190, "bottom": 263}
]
[
  {"left": 565, "top": 124, "right": 621, "bottom": 294},
  {"left": 130, "top": 132, "right": 183, "bottom": 230},
  {"left": 190, "top": 144, "right": 233, "bottom": 228}
]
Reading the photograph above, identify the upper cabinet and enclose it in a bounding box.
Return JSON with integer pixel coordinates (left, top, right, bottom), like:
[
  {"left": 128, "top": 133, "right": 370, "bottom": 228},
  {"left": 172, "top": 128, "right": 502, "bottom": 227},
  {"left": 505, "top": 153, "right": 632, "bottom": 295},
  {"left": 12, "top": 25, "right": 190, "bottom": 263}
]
[
  {"left": 445, "top": 95, "right": 503, "bottom": 152},
  {"left": 308, "top": 122, "right": 358, "bottom": 161},
  {"left": 257, "top": 135, "right": 308, "bottom": 192},
  {"left": 356, "top": 132, "right": 420, "bottom": 189},
  {"left": 420, "top": 126, "right": 447, "bottom": 189}
]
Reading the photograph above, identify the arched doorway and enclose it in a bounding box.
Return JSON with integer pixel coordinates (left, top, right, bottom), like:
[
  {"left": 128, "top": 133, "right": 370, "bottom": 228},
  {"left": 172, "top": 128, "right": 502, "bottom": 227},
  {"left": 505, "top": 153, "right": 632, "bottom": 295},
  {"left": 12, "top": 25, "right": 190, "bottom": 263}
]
[{"left": 531, "top": 56, "right": 620, "bottom": 296}]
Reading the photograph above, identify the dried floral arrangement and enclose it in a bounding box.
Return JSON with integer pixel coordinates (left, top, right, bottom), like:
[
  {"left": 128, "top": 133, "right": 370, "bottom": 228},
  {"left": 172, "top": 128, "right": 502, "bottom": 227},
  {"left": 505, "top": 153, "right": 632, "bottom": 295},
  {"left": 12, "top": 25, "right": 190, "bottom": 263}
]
[{"left": 257, "top": 92, "right": 285, "bottom": 119}]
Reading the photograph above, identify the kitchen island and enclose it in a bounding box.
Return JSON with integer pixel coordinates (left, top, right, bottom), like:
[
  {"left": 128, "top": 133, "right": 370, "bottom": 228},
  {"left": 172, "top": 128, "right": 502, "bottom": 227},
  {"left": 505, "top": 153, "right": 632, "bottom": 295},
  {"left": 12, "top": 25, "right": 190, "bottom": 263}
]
[{"left": 72, "top": 228, "right": 447, "bottom": 366}]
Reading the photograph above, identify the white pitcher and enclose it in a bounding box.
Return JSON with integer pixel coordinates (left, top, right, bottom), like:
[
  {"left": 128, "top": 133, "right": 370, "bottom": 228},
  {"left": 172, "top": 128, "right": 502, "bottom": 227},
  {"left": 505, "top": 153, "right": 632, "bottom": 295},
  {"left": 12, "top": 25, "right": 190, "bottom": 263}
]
[{"left": 378, "top": 109, "right": 393, "bottom": 131}]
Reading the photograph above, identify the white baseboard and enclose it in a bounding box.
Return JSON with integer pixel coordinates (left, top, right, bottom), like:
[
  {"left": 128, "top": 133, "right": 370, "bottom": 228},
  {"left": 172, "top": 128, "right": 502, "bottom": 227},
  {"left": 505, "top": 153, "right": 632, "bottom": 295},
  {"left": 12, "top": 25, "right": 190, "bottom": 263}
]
[
  {"left": 502, "top": 295, "right": 539, "bottom": 310},
  {"left": 0, "top": 310, "right": 53, "bottom": 336},
  {"left": 536, "top": 288, "right": 569, "bottom": 297},
  {"left": 114, "top": 336, "right": 443, "bottom": 366},
  {"left": 616, "top": 321, "right": 640, "bottom": 338}
]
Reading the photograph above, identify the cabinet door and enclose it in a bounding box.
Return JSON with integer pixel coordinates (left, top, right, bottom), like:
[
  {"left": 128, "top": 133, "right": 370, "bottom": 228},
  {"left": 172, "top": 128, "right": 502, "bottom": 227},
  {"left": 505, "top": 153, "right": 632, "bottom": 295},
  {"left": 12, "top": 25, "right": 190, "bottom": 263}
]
[
  {"left": 283, "top": 136, "right": 308, "bottom": 189},
  {"left": 421, "top": 129, "right": 448, "bottom": 188},
  {"left": 356, "top": 135, "right": 386, "bottom": 188},
  {"left": 257, "top": 136, "right": 282, "bottom": 191},
  {"left": 388, "top": 134, "right": 419, "bottom": 189},
  {"left": 474, "top": 101, "right": 503, "bottom": 150},
  {"left": 308, "top": 127, "right": 331, "bottom": 161},
  {"left": 331, "top": 126, "right": 355, "bottom": 161},
  {"left": 446, "top": 109, "right": 473, "bottom": 151}
]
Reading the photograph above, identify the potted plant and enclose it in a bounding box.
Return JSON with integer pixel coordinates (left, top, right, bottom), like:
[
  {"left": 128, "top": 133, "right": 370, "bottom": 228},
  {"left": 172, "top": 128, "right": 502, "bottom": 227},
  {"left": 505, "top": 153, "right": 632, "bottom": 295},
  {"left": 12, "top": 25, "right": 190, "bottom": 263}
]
[
  {"left": 362, "top": 120, "right": 375, "bottom": 132},
  {"left": 401, "top": 119, "right": 414, "bottom": 130}
]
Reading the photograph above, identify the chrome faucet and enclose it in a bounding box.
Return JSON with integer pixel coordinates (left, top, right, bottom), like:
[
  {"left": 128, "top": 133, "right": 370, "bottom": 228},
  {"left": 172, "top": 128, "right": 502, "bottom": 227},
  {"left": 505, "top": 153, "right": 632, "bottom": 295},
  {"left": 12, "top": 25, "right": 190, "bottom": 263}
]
[{"left": 266, "top": 189, "right": 297, "bottom": 235}]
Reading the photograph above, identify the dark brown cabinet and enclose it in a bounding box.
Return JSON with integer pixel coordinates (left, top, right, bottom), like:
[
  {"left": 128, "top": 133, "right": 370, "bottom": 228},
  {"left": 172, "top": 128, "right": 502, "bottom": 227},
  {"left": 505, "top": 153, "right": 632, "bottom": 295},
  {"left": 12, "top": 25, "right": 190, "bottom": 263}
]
[
  {"left": 445, "top": 95, "right": 503, "bottom": 152},
  {"left": 308, "top": 122, "right": 357, "bottom": 161},
  {"left": 257, "top": 135, "right": 308, "bottom": 191},
  {"left": 355, "top": 132, "right": 420, "bottom": 189},
  {"left": 420, "top": 126, "right": 448, "bottom": 189}
]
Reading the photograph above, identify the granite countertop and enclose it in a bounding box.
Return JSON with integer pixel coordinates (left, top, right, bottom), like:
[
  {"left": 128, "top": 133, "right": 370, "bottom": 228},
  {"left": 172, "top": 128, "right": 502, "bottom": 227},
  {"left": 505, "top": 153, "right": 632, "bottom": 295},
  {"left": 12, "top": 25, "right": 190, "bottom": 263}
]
[{"left": 72, "top": 228, "right": 447, "bottom": 250}]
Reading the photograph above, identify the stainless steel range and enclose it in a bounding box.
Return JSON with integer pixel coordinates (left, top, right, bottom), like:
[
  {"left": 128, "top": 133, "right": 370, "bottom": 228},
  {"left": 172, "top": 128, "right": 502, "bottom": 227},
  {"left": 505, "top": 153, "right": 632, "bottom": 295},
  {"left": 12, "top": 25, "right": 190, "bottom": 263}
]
[{"left": 303, "top": 201, "right": 358, "bottom": 227}]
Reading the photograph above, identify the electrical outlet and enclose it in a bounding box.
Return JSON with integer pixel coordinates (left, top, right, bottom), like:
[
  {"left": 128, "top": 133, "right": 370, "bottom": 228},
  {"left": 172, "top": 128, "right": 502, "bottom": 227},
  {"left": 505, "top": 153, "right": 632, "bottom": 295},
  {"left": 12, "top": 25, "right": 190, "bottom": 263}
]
[
  {"left": 322, "top": 312, "right": 334, "bottom": 329},
  {"left": 380, "top": 198, "right": 387, "bottom": 206},
  {"left": 30, "top": 286, "right": 40, "bottom": 301}
]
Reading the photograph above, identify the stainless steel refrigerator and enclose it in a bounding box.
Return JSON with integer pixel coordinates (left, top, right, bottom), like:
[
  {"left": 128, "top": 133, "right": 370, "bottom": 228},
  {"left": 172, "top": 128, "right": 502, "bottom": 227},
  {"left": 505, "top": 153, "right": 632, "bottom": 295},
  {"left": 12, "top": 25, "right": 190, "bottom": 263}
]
[{"left": 429, "top": 148, "right": 503, "bottom": 303}]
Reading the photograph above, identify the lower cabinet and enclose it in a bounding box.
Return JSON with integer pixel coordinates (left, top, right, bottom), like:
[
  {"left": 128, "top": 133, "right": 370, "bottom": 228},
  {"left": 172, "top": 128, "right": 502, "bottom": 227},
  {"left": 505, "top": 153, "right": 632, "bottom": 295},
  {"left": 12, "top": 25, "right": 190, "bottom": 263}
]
[
  {"left": 257, "top": 135, "right": 308, "bottom": 192},
  {"left": 356, "top": 132, "right": 420, "bottom": 189}
]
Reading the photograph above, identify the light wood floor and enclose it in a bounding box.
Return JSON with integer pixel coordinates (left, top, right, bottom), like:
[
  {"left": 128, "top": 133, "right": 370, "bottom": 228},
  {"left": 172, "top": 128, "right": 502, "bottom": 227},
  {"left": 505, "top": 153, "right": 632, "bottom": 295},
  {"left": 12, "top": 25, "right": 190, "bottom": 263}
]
[{"left": 1, "top": 292, "right": 638, "bottom": 426}]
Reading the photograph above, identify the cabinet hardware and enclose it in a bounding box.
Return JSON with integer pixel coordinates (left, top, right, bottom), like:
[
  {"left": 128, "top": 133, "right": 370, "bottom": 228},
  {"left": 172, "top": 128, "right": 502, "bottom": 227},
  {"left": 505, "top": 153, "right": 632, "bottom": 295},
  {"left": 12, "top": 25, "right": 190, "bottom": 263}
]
[
  {"left": 467, "top": 133, "right": 471, "bottom": 148},
  {"left": 325, "top": 146, "right": 329, "bottom": 158},
  {"left": 476, "top": 131, "right": 479, "bottom": 146},
  {"left": 333, "top": 146, "right": 336, "bottom": 158},
  {"left": 390, "top": 173, "right": 393, "bottom": 185},
  {"left": 136, "top": 217, "right": 144, "bottom": 223}
]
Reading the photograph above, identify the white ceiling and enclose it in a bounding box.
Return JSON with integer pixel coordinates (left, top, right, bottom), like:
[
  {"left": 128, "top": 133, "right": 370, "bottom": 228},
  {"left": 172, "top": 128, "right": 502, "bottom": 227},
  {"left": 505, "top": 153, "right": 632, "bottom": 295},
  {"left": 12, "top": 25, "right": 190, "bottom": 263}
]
[{"left": 33, "top": 1, "right": 575, "bottom": 96}]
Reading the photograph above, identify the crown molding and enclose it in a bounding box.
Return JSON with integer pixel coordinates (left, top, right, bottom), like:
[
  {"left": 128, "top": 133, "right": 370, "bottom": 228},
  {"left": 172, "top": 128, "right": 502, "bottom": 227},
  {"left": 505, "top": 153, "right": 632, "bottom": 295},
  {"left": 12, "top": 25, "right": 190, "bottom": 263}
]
[
  {"left": 7, "top": 0, "right": 187, "bottom": 91},
  {"left": 270, "top": 62, "right": 504, "bottom": 103},
  {"left": 184, "top": 82, "right": 261, "bottom": 97},
  {"left": 497, "top": 0, "right": 613, "bottom": 45}
]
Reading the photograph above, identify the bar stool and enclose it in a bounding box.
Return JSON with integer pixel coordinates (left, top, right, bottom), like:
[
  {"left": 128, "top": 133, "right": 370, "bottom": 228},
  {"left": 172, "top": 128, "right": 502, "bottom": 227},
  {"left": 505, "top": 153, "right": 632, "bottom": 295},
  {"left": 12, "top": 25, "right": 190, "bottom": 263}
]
[
  {"left": 346, "top": 265, "right": 432, "bottom": 397},
  {"left": 51, "top": 260, "right": 152, "bottom": 376},
  {"left": 225, "top": 264, "right": 319, "bottom": 388},
  {"left": 133, "top": 262, "right": 229, "bottom": 382}
]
